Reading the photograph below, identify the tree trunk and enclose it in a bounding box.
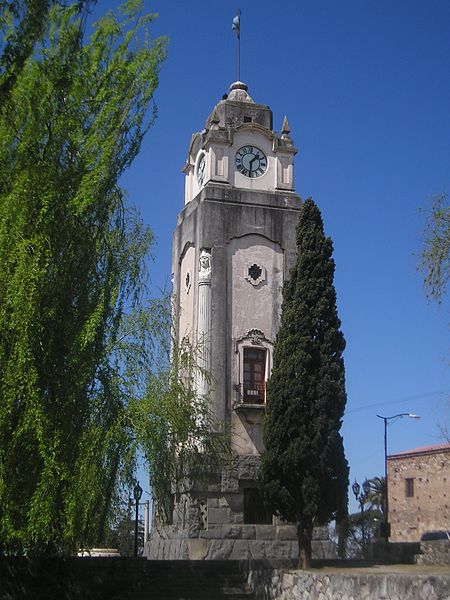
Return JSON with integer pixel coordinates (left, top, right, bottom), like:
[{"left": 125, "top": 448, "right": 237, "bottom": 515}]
[{"left": 297, "top": 520, "right": 313, "bottom": 569}]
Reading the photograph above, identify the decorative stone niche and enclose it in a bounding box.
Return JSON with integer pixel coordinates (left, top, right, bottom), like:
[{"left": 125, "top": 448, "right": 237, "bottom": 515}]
[{"left": 245, "top": 263, "right": 266, "bottom": 286}]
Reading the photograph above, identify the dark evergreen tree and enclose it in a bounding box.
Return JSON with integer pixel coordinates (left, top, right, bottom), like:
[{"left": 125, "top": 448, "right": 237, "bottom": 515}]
[{"left": 260, "top": 198, "right": 349, "bottom": 569}]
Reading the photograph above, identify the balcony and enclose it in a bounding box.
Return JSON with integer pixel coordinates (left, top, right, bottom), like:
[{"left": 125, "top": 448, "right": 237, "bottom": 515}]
[{"left": 233, "top": 383, "right": 266, "bottom": 412}]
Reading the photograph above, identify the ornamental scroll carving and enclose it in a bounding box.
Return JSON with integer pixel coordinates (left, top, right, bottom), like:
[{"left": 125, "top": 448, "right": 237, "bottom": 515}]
[{"left": 247, "top": 329, "right": 265, "bottom": 346}]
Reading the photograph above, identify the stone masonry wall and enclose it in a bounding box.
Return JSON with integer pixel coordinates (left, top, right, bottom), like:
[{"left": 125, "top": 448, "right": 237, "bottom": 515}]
[
  {"left": 245, "top": 565, "right": 450, "bottom": 600},
  {"left": 146, "top": 521, "right": 334, "bottom": 561},
  {"left": 388, "top": 446, "right": 450, "bottom": 542},
  {"left": 416, "top": 540, "right": 450, "bottom": 566},
  {"left": 147, "top": 456, "right": 337, "bottom": 561}
]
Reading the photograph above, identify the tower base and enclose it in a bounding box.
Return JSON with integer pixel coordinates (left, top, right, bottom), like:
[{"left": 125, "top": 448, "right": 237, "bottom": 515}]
[{"left": 145, "top": 456, "right": 336, "bottom": 561}]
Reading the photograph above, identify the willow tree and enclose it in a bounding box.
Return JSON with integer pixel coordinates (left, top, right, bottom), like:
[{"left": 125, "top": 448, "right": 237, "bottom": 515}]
[
  {"left": 0, "top": 0, "right": 167, "bottom": 555},
  {"left": 419, "top": 192, "right": 449, "bottom": 303},
  {"left": 260, "top": 198, "right": 348, "bottom": 569}
]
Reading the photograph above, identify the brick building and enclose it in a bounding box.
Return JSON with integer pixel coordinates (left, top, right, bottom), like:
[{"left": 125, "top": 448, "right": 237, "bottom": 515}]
[{"left": 388, "top": 442, "right": 450, "bottom": 542}]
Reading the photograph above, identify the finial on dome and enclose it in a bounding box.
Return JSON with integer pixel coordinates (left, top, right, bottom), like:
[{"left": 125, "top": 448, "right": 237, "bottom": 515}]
[
  {"left": 227, "top": 81, "right": 254, "bottom": 103},
  {"left": 281, "top": 115, "right": 291, "bottom": 137},
  {"left": 230, "top": 81, "right": 247, "bottom": 92}
]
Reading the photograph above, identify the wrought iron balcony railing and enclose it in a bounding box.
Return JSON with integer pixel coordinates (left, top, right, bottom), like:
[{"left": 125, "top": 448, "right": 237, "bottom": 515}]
[{"left": 234, "top": 383, "right": 266, "bottom": 405}]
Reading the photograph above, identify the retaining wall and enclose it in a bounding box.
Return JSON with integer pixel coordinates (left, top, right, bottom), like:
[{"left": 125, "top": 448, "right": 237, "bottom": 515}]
[
  {"left": 416, "top": 540, "right": 450, "bottom": 566},
  {"left": 245, "top": 564, "right": 450, "bottom": 600}
]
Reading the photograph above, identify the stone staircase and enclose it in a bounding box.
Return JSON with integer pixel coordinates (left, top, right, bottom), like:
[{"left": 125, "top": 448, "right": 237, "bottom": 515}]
[
  {"left": 122, "top": 561, "right": 256, "bottom": 600},
  {"left": 0, "top": 557, "right": 257, "bottom": 600}
]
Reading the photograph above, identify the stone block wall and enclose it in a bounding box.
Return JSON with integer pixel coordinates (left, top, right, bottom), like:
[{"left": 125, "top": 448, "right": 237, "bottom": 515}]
[
  {"left": 148, "top": 455, "right": 337, "bottom": 561},
  {"left": 388, "top": 444, "right": 450, "bottom": 542},
  {"left": 369, "top": 541, "right": 420, "bottom": 564},
  {"left": 416, "top": 540, "right": 450, "bottom": 566},
  {"left": 245, "top": 564, "right": 450, "bottom": 600},
  {"left": 146, "top": 520, "right": 335, "bottom": 561},
  {"left": 147, "top": 469, "right": 336, "bottom": 561}
]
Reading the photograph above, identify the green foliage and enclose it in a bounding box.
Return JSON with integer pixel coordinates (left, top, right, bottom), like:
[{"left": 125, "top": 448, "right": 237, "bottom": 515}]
[
  {"left": 336, "top": 507, "right": 382, "bottom": 559},
  {"left": 100, "top": 498, "right": 135, "bottom": 557},
  {"left": 260, "top": 198, "right": 349, "bottom": 567},
  {"left": 419, "top": 192, "right": 450, "bottom": 303},
  {"left": 363, "top": 476, "right": 385, "bottom": 515},
  {"left": 113, "top": 297, "right": 231, "bottom": 523},
  {"left": 0, "top": 0, "right": 167, "bottom": 555}
]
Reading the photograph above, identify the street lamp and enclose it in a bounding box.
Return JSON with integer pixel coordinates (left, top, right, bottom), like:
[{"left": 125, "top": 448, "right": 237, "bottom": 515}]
[
  {"left": 352, "top": 479, "right": 371, "bottom": 556},
  {"left": 377, "top": 413, "right": 420, "bottom": 542},
  {"left": 133, "top": 481, "right": 143, "bottom": 557}
]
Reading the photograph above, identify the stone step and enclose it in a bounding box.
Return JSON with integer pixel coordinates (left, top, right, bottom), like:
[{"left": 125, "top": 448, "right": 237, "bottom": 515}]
[
  {"left": 0, "top": 558, "right": 257, "bottom": 600},
  {"left": 120, "top": 561, "right": 256, "bottom": 600}
]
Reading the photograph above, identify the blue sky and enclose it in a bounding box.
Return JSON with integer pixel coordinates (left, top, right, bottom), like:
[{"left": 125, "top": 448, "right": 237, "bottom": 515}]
[{"left": 96, "top": 1, "right": 449, "bottom": 511}]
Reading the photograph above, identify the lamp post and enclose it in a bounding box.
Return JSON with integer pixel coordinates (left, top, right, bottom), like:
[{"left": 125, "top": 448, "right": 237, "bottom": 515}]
[
  {"left": 352, "top": 479, "right": 371, "bottom": 556},
  {"left": 377, "top": 413, "right": 420, "bottom": 542},
  {"left": 133, "top": 481, "right": 143, "bottom": 557}
]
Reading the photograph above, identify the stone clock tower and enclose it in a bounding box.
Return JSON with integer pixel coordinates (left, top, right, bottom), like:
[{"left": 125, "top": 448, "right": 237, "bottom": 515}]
[{"left": 147, "top": 82, "right": 304, "bottom": 560}]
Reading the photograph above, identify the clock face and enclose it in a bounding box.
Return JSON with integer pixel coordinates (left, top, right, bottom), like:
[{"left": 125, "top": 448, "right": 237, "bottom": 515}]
[
  {"left": 235, "top": 145, "right": 267, "bottom": 178},
  {"left": 197, "top": 153, "right": 206, "bottom": 185}
]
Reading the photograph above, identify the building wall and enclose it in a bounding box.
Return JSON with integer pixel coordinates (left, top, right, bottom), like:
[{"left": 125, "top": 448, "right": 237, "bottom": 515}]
[
  {"left": 178, "top": 243, "right": 195, "bottom": 342},
  {"left": 388, "top": 445, "right": 450, "bottom": 542}
]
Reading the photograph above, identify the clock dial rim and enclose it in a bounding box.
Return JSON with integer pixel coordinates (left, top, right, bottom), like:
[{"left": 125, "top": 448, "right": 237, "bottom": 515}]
[
  {"left": 235, "top": 145, "right": 268, "bottom": 178},
  {"left": 196, "top": 152, "right": 206, "bottom": 185}
]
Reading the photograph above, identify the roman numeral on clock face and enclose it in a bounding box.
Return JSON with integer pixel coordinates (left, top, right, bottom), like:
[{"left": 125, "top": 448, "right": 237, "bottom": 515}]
[{"left": 235, "top": 145, "right": 268, "bottom": 178}]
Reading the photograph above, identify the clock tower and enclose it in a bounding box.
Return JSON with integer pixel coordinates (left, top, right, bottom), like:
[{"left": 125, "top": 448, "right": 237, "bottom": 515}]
[{"left": 147, "top": 82, "right": 303, "bottom": 560}]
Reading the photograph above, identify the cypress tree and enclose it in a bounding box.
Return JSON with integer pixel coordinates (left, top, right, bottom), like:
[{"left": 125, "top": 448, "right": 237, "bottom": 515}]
[{"left": 260, "top": 198, "right": 349, "bottom": 569}]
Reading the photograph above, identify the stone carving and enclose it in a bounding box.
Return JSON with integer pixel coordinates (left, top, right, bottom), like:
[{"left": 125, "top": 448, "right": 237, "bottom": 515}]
[
  {"left": 199, "top": 249, "right": 212, "bottom": 282},
  {"left": 247, "top": 329, "right": 265, "bottom": 346},
  {"left": 245, "top": 263, "right": 266, "bottom": 286},
  {"left": 198, "top": 499, "right": 208, "bottom": 531}
]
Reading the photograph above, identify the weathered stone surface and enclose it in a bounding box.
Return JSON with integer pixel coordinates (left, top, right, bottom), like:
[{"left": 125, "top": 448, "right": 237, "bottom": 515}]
[
  {"left": 236, "top": 455, "right": 261, "bottom": 480},
  {"left": 198, "top": 525, "right": 222, "bottom": 539},
  {"left": 204, "top": 540, "right": 234, "bottom": 560},
  {"left": 221, "top": 466, "right": 239, "bottom": 493},
  {"left": 312, "top": 526, "right": 329, "bottom": 540},
  {"left": 242, "top": 525, "right": 256, "bottom": 540},
  {"left": 245, "top": 566, "right": 450, "bottom": 600},
  {"left": 312, "top": 539, "right": 338, "bottom": 560},
  {"left": 416, "top": 540, "right": 450, "bottom": 565},
  {"left": 186, "top": 539, "right": 207, "bottom": 560},
  {"left": 208, "top": 507, "right": 231, "bottom": 525},
  {"left": 222, "top": 525, "right": 242, "bottom": 539},
  {"left": 207, "top": 497, "right": 219, "bottom": 508},
  {"left": 248, "top": 541, "right": 268, "bottom": 559},
  {"left": 265, "top": 541, "right": 297, "bottom": 560},
  {"left": 255, "top": 525, "right": 277, "bottom": 540},
  {"left": 277, "top": 525, "right": 297, "bottom": 540},
  {"left": 233, "top": 512, "right": 244, "bottom": 525},
  {"left": 222, "top": 491, "right": 244, "bottom": 513},
  {"left": 229, "top": 540, "right": 252, "bottom": 560}
]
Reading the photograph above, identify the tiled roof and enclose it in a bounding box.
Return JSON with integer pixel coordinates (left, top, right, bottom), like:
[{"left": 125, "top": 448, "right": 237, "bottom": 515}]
[{"left": 388, "top": 442, "right": 450, "bottom": 459}]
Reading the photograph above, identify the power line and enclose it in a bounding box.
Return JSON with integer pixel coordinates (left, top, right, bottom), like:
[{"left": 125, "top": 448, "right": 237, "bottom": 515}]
[{"left": 345, "top": 390, "right": 449, "bottom": 415}]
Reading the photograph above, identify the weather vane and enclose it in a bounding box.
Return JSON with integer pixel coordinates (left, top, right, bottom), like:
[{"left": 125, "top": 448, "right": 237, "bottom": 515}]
[{"left": 232, "top": 9, "right": 241, "bottom": 81}]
